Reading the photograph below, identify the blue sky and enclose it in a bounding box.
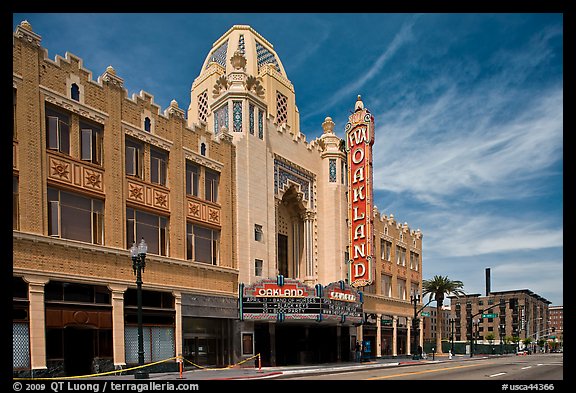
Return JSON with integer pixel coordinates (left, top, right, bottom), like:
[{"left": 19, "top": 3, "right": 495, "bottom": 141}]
[{"left": 12, "top": 13, "right": 563, "bottom": 306}]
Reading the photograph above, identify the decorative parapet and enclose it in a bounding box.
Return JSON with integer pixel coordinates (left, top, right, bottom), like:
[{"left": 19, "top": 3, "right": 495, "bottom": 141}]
[
  {"left": 259, "top": 63, "right": 294, "bottom": 92},
  {"left": 14, "top": 20, "right": 41, "bottom": 47},
  {"left": 126, "top": 178, "right": 169, "bottom": 212},
  {"left": 47, "top": 151, "right": 104, "bottom": 195},
  {"left": 164, "top": 99, "right": 186, "bottom": 120},
  {"left": 192, "top": 62, "right": 225, "bottom": 91},
  {"left": 100, "top": 65, "right": 124, "bottom": 89},
  {"left": 186, "top": 197, "right": 221, "bottom": 227}
]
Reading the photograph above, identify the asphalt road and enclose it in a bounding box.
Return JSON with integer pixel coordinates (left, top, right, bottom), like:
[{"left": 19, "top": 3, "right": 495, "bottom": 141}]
[{"left": 280, "top": 353, "right": 563, "bottom": 381}]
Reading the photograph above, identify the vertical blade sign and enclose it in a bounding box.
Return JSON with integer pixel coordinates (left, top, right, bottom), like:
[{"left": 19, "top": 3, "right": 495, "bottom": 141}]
[{"left": 345, "top": 96, "right": 375, "bottom": 288}]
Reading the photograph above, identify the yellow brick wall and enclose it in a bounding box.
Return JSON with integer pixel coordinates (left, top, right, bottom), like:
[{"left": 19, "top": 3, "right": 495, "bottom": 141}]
[{"left": 13, "top": 23, "right": 238, "bottom": 297}]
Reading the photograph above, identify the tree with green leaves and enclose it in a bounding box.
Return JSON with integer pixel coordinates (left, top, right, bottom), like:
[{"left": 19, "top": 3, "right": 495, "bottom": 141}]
[{"left": 422, "top": 275, "right": 466, "bottom": 354}]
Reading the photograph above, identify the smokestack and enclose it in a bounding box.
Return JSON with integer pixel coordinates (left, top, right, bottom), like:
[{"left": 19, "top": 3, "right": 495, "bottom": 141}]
[{"left": 485, "top": 268, "right": 491, "bottom": 296}]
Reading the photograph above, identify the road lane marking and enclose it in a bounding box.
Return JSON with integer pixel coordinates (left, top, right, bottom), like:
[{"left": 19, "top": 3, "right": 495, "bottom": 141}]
[
  {"left": 367, "top": 363, "right": 488, "bottom": 380},
  {"left": 521, "top": 366, "right": 532, "bottom": 370},
  {"left": 489, "top": 372, "right": 507, "bottom": 377}
]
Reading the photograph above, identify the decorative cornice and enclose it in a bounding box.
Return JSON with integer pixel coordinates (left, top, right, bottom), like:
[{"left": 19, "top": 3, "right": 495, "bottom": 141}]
[
  {"left": 41, "top": 86, "right": 108, "bottom": 124},
  {"left": 182, "top": 146, "right": 224, "bottom": 172},
  {"left": 122, "top": 121, "right": 173, "bottom": 151}
]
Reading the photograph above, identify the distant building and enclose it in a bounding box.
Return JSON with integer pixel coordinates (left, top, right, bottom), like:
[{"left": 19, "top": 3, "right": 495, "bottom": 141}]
[
  {"left": 449, "top": 289, "right": 551, "bottom": 346},
  {"left": 548, "top": 305, "right": 563, "bottom": 348},
  {"left": 422, "top": 304, "right": 451, "bottom": 343}
]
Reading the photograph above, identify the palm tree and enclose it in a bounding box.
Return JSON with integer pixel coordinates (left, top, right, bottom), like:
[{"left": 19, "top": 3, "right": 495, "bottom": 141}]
[{"left": 422, "top": 275, "right": 466, "bottom": 354}]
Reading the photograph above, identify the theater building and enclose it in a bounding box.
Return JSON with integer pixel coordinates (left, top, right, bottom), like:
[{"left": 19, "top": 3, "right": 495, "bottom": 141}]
[{"left": 13, "top": 21, "right": 424, "bottom": 376}]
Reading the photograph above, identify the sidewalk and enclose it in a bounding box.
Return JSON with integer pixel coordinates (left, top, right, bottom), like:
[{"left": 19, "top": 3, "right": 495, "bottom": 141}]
[{"left": 87, "top": 353, "right": 485, "bottom": 381}]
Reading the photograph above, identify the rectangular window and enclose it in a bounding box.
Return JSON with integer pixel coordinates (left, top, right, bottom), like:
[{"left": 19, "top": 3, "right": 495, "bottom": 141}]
[
  {"left": 254, "top": 224, "right": 263, "bottom": 242},
  {"left": 46, "top": 106, "right": 70, "bottom": 154},
  {"left": 255, "top": 259, "right": 263, "bottom": 276},
  {"left": 186, "top": 223, "right": 219, "bottom": 265},
  {"left": 126, "top": 208, "right": 169, "bottom": 256},
  {"left": 341, "top": 160, "right": 346, "bottom": 185},
  {"left": 80, "top": 122, "right": 103, "bottom": 165},
  {"left": 397, "top": 279, "right": 406, "bottom": 300},
  {"left": 233, "top": 100, "right": 243, "bottom": 132},
  {"left": 150, "top": 147, "right": 168, "bottom": 186},
  {"left": 13, "top": 177, "right": 19, "bottom": 230},
  {"left": 214, "top": 104, "right": 228, "bottom": 135},
  {"left": 47, "top": 187, "right": 103, "bottom": 244},
  {"left": 410, "top": 251, "right": 419, "bottom": 271},
  {"left": 125, "top": 138, "right": 143, "bottom": 178},
  {"left": 204, "top": 169, "right": 219, "bottom": 203},
  {"left": 381, "top": 274, "right": 392, "bottom": 297},
  {"left": 249, "top": 103, "right": 255, "bottom": 135},
  {"left": 329, "top": 159, "right": 337, "bottom": 182},
  {"left": 258, "top": 109, "right": 264, "bottom": 140},
  {"left": 186, "top": 161, "right": 199, "bottom": 197},
  {"left": 396, "top": 246, "right": 406, "bottom": 266}
]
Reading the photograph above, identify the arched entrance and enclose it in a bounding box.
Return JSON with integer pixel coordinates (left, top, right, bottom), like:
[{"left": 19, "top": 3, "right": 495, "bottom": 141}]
[{"left": 276, "top": 185, "right": 306, "bottom": 280}]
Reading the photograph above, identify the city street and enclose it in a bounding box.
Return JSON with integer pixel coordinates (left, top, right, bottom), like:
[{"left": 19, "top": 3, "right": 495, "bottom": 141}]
[{"left": 278, "top": 353, "right": 563, "bottom": 380}]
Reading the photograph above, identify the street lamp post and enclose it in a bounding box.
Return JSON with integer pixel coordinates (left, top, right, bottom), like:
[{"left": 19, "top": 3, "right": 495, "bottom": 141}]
[
  {"left": 500, "top": 323, "right": 505, "bottom": 355},
  {"left": 411, "top": 294, "right": 420, "bottom": 360},
  {"left": 450, "top": 317, "right": 455, "bottom": 355},
  {"left": 131, "top": 238, "right": 149, "bottom": 380}
]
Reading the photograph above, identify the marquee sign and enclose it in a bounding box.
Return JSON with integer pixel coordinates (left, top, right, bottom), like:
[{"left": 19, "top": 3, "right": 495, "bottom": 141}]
[
  {"left": 345, "top": 96, "right": 375, "bottom": 288},
  {"left": 240, "top": 277, "right": 363, "bottom": 324}
]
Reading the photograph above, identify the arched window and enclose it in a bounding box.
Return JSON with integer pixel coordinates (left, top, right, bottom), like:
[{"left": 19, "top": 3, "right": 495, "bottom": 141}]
[
  {"left": 71, "top": 84, "right": 80, "bottom": 101},
  {"left": 200, "top": 143, "right": 206, "bottom": 156},
  {"left": 144, "top": 117, "right": 151, "bottom": 132}
]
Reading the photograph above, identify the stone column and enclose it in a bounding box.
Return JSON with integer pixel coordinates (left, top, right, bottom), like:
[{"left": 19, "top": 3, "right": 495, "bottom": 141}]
[
  {"left": 173, "top": 291, "right": 182, "bottom": 362},
  {"left": 108, "top": 284, "right": 128, "bottom": 368},
  {"left": 376, "top": 313, "right": 382, "bottom": 358},
  {"left": 291, "top": 215, "right": 300, "bottom": 278},
  {"left": 23, "top": 275, "right": 49, "bottom": 371},
  {"left": 392, "top": 316, "right": 398, "bottom": 357},
  {"left": 302, "top": 211, "right": 315, "bottom": 283}
]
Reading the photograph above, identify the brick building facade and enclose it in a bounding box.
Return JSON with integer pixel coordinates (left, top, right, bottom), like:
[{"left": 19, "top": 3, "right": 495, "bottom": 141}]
[{"left": 13, "top": 21, "right": 424, "bottom": 377}]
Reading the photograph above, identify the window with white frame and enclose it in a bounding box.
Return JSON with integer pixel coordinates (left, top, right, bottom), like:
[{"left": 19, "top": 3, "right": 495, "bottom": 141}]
[
  {"left": 396, "top": 245, "right": 406, "bottom": 266},
  {"left": 126, "top": 207, "right": 168, "bottom": 256},
  {"left": 80, "top": 121, "right": 103, "bottom": 165},
  {"left": 204, "top": 169, "right": 219, "bottom": 203},
  {"left": 381, "top": 274, "right": 392, "bottom": 297},
  {"left": 186, "top": 223, "right": 220, "bottom": 265},
  {"left": 48, "top": 187, "right": 103, "bottom": 244},
  {"left": 186, "top": 161, "right": 199, "bottom": 197},
  {"left": 397, "top": 279, "right": 407, "bottom": 300},
  {"left": 150, "top": 147, "right": 168, "bottom": 186},
  {"left": 125, "top": 137, "right": 144, "bottom": 178},
  {"left": 46, "top": 105, "right": 70, "bottom": 155}
]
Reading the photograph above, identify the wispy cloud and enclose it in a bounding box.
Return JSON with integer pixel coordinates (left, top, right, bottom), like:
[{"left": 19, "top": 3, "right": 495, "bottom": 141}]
[
  {"left": 301, "top": 14, "right": 423, "bottom": 121},
  {"left": 420, "top": 211, "right": 563, "bottom": 258},
  {"left": 372, "top": 86, "right": 563, "bottom": 206}
]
